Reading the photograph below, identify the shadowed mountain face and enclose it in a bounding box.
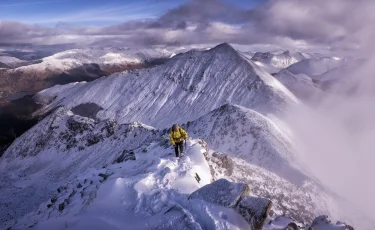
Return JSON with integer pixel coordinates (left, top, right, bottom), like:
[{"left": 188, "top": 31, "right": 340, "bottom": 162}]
[
  {"left": 0, "top": 48, "right": 172, "bottom": 103},
  {"left": 0, "top": 59, "right": 169, "bottom": 101},
  {"left": 0, "top": 96, "right": 42, "bottom": 157},
  {"left": 0, "top": 62, "right": 11, "bottom": 69}
]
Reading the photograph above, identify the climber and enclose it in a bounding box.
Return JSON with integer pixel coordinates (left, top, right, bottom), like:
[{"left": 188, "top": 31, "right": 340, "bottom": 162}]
[{"left": 169, "top": 124, "right": 188, "bottom": 157}]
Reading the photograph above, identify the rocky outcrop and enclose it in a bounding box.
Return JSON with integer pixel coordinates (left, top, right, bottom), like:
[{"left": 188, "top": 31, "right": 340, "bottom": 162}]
[
  {"left": 189, "top": 178, "right": 250, "bottom": 208},
  {"left": 264, "top": 215, "right": 355, "bottom": 230},
  {"left": 236, "top": 196, "right": 272, "bottom": 230},
  {"left": 113, "top": 150, "right": 136, "bottom": 164},
  {"left": 189, "top": 178, "right": 271, "bottom": 229},
  {"left": 211, "top": 152, "right": 234, "bottom": 176},
  {"left": 307, "top": 215, "right": 355, "bottom": 230}
]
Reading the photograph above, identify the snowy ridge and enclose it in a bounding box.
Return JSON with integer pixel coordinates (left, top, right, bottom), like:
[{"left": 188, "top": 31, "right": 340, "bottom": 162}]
[
  {"left": 10, "top": 139, "right": 225, "bottom": 230},
  {"left": 0, "top": 47, "right": 172, "bottom": 98},
  {"left": 0, "top": 107, "right": 160, "bottom": 227},
  {"left": 0, "top": 105, "right": 252, "bottom": 229},
  {"left": 287, "top": 57, "right": 346, "bottom": 77},
  {"left": 1, "top": 105, "right": 350, "bottom": 229},
  {"left": 1, "top": 43, "right": 368, "bottom": 229},
  {"left": 34, "top": 43, "right": 298, "bottom": 128},
  {"left": 43, "top": 47, "right": 171, "bottom": 68},
  {"left": 274, "top": 69, "right": 324, "bottom": 101},
  {"left": 0, "top": 55, "right": 26, "bottom": 67},
  {"left": 251, "top": 50, "right": 307, "bottom": 73},
  {"left": 10, "top": 47, "right": 171, "bottom": 77},
  {"left": 185, "top": 104, "right": 306, "bottom": 185}
]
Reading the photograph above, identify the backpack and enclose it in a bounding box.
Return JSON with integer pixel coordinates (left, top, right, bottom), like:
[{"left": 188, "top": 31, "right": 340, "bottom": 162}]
[{"left": 171, "top": 124, "right": 184, "bottom": 137}]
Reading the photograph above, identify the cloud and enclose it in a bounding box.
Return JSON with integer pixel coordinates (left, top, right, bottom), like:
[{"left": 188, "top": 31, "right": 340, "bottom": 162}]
[
  {"left": 0, "top": 0, "right": 73, "bottom": 7},
  {"left": 0, "top": 21, "right": 61, "bottom": 45},
  {"left": 248, "top": 0, "right": 375, "bottom": 53},
  {"left": 1, "top": 0, "right": 375, "bottom": 54}
]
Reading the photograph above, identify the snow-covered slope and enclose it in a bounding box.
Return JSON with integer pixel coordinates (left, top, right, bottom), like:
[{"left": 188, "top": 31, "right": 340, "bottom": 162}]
[
  {"left": 0, "top": 55, "right": 26, "bottom": 68},
  {"left": 287, "top": 57, "right": 346, "bottom": 78},
  {"left": 39, "top": 47, "right": 171, "bottom": 70},
  {"left": 186, "top": 104, "right": 306, "bottom": 185},
  {"left": 4, "top": 118, "right": 222, "bottom": 229},
  {"left": 274, "top": 69, "right": 324, "bottom": 101},
  {"left": 0, "top": 105, "right": 351, "bottom": 230},
  {"left": 34, "top": 43, "right": 298, "bottom": 128},
  {"left": 1, "top": 43, "right": 368, "bottom": 229},
  {"left": 251, "top": 50, "right": 307, "bottom": 73},
  {"left": 0, "top": 107, "right": 161, "bottom": 227},
  {"left": 0, "top": 105, "right": 260, "bottom": 229},
  {"left": 184, "top": 104, "right": 356, "bottom": 225},
  {"left": 0, "top": 47, "right": 172, "bottom": 98}
]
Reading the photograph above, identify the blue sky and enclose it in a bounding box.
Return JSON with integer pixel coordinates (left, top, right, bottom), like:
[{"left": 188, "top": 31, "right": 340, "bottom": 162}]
[{"left": 0, "top": 0, "right": 265, "bottom": 26}]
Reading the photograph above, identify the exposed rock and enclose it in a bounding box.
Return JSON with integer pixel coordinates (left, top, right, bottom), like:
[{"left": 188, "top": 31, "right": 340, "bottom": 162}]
[
  {"left": 66, "top": 115, "right": 96, "bottom": 134},
  {"left": 86, "top": 133, "right": 103, "bottom": 146},
  {"left": 113, "top": 150, "right": 136, "bottom": 164},
  {"left": 263, "top": 216, "right": 302, "bottom": 230},
  {"left": 50, "top": 197, "right": 57, "bottom": 204},
  {"left": 286, "top": 222, "right": 299, "bottom": 230},
  {"left": 189, "top": 178, "right": 250, "bottom": 208},
  {"left": 194, "top": 173, "right": 201, "bottom": 183},
  {"left": 58, "top": 202, "right": 65, "bottom": 212},
  {"left": 98, "top": 173, "right": 112, "bottom": 182},
  {"left": 236, "top": 196, "right": 272, "bottom": 230},
  {"left": 104, "top": 119, "right": 118, "bottom": 137},
  {"left": 211, "top": 152, "right": 234, "bottom": 176},
  {"left": 307, "top": 215, "right": 351, "bottom": 230},
  {"left": 71, "top": 103, "right": 103, "bottom": 119}
]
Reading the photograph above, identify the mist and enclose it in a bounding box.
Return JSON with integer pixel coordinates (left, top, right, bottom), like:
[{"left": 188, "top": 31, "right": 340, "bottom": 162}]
[{"left": 284, "top": 49, "right": 375, "bottom": 227}]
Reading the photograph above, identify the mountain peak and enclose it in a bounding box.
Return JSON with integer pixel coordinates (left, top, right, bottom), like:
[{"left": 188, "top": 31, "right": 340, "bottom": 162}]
[{"left": 210, "top": 43, "right": 237, "bottom": 54}]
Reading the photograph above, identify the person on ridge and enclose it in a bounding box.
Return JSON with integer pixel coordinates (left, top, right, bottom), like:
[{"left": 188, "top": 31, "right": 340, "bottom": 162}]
[{"left": 169, "top": 124, "right": 188, "bottom": 157}]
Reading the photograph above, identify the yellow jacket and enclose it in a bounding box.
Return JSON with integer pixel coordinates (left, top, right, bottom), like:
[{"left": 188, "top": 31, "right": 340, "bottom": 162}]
[{"left": 170, "top": 127, "right": 188, "bottom": 146}]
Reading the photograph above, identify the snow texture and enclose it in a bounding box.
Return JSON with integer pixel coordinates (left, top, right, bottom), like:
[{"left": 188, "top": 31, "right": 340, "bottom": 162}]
[
  {"left": 287, "top": 57, "right": 346, "bottom": 77},
  {"left": 0, "top": 55, "right": 25, "bottom": 67},
  {"left": 189, "top": 178, "right": 250, "bottom": 208},
  {"left": 17, "top": 47, "right": 171, "bottom": 73},
  {"left": 252, "top": 50, "right": 307, "bottom": 73},
  {"left": 274, "top": 69, "right": 324, "bottom": 101},
  {"left": 0, "top": 43, "right": 367, "bottom": 230},
  {"left": 236, "top": 196, "right": 272, "bottom": 230},
  {"left": 186, "top": 103, "right": 307, "bottom": 185}
]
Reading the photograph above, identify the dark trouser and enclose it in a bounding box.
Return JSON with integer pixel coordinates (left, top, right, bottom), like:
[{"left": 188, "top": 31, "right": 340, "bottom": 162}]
[{"left": 174, "top": 141, "right": 184, "bottom": 157}]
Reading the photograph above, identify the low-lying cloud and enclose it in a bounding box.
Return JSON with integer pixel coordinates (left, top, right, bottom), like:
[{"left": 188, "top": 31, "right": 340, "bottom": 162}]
[{"left": 280, "top": 0, "right": 375, "bottom": 226}]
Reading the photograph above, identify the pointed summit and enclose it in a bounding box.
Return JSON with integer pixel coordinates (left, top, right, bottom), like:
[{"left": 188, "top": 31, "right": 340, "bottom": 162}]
[{"left": 209, "top": 43, "right": 239, "bottom": 55}]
